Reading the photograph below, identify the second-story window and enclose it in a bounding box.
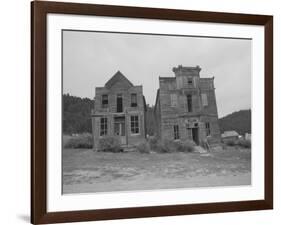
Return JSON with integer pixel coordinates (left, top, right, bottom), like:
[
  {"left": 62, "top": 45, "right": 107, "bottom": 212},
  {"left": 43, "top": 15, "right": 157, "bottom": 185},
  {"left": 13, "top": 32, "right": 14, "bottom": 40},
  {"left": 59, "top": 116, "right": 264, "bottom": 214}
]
[
  {"left": 116, "top": 94, "right": 123, "bottom": 112},
  {"left": 171, "top": 94, "right": 178, "bottom": 107},
  {"left": 131, "top": 93, "right": 137, "bottom": 107},
  {"left": 187, "top": 94, "right": 192, "bottom": 112},
  {"left": 201, "top": 93, "right": 208, "bottom": 106},
  {"left": 102, "top": 94, "right": 108, "bottom": 108}
]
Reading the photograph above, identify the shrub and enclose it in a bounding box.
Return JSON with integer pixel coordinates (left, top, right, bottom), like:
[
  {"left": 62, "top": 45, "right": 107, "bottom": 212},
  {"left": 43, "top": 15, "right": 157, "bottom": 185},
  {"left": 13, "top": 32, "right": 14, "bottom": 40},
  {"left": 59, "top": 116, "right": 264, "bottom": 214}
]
[
  {"left": 177, "top": 140, "right": 196, "bottom": 152},
  {"left": 151, "top": 139, "right": 196, "bottom": 153},
  {"left": 148, "top": 136, "right": 158, "bottom": 150},
  {"left": 152, "top": 139, "right": 174, "bottom": 153},
  {"left": 225, "top": 139, "right": 236, "bottom": 146},
  {"left": 64, "top": 133, "right": 93, "bottom": 149},
  {"left": 136, "top": 141, "right": 151, "bottom": 153},
  {"left": 98, "top": 136, "right": 122, "bottom": 152},
  {"left": 237, "top": 139, "right": 251, "bottom": 148}
]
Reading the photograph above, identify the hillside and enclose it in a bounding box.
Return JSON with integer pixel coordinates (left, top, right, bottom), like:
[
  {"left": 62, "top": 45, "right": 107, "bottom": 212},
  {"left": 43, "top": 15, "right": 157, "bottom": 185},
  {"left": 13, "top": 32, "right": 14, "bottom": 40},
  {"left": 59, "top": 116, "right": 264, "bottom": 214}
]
[
  {"left": 219, "top": 109, "right": 251, "bottom": 135},
  {"left": 63, "top": 94, "right": 156, "bottom": 135},
  {"left": 63, "top": 94, "right": 94, "bottom": 134}
]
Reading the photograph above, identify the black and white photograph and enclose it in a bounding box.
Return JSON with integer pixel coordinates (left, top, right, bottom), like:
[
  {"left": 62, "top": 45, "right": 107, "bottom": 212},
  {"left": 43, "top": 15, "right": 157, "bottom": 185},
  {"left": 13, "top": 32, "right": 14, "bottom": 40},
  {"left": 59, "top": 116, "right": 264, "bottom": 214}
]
[{"left": 62, "top": 30, "right": 252, "bottom": 194}]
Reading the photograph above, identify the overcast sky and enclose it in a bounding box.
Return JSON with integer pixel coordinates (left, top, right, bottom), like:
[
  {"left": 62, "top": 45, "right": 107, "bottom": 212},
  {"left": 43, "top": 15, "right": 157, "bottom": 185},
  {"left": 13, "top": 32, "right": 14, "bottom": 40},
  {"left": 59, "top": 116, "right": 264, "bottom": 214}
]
[{"left": 63, "top": 30, "right": 251, "bottom": 118}]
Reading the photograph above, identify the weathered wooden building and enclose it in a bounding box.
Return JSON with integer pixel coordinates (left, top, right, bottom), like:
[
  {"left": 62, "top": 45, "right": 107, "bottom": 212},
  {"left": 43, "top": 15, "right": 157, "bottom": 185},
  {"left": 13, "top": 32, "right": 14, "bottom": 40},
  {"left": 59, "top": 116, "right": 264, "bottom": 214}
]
[
  {"left": 154, "top": 65, "right": 221, "bottom": 146},
  {"left": 91, "top": 71, "right": 147, "bottom": 150}
]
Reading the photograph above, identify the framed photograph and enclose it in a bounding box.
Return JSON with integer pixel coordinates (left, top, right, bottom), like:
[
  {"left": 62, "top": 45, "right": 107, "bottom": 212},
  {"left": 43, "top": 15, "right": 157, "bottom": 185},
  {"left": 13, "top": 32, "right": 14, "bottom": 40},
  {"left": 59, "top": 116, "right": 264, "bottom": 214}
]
[{"left": 31, "top": 1, "right": 273, "bottom": 224}]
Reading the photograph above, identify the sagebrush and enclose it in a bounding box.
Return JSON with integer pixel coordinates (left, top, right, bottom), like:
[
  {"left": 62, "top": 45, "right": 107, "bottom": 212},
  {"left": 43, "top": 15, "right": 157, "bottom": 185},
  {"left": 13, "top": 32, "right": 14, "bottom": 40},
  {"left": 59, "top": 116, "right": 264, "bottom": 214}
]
[
  {"left": 98, "top": 136, "right": 122, "bottom": 152},
  {"left": 64, "top": 133, "right": 93, "bottom": 149}
]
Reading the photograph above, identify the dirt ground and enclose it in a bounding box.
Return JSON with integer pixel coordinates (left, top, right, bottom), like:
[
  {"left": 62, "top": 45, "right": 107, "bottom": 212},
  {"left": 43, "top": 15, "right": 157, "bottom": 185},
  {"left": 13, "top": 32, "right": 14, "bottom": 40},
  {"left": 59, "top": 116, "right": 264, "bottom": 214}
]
[{"left": 62, "top": 147, "right": 251, "bottom": 194}]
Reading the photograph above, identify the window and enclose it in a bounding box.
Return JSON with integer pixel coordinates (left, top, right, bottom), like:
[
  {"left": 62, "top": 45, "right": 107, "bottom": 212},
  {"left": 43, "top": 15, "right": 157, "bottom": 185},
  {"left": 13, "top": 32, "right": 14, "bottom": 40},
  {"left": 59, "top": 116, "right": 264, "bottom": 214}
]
[
  {"left": 187, "top": 94, "right": 192, "bottom": 112},
  {"left": 187, "top": 77, "right": 193, "bottom": 85},
  {"left": 131, "top": 93, "right": 137, "bottom": 107},
  {"left": 205, "top": 122, "right": 211, "bottom": 136},
  {"left": 100, "top": 117, "right": 108, "bottom": 136},
  {"left": 201, "top": 93, "right": 208, "bottom": 106},
  {"left": 102, "top": 94, "right": 108, "bottom": 108},
  {"left": 130, "top": 115, "right": 139, "bottom": 134},
  {"left": 171, "top": 94, "right": 178, "bottom": 107},
  {"left": 174, "top": 125, "right": 180, "bottom": 140}
]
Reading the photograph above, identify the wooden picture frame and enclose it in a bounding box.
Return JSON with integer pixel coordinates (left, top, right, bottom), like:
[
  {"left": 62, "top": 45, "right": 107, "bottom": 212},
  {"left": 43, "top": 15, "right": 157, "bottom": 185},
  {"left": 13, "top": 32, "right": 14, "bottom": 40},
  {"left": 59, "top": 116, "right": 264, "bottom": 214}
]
[{"left": 31, "top": 1, "right": 273, "bottom": 224}]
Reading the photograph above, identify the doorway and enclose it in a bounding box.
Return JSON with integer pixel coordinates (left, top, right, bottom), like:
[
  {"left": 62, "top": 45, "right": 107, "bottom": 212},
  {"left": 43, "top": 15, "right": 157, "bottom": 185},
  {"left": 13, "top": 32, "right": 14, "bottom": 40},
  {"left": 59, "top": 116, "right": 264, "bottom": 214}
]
[
  {"left": 114, "top": 116, "right": 126, "bottom": 145},
  {"left": 116, "top": 94, "right": 123, "bottom": 112},
  {"left": 191, "top": 128, "right": 199, "bottom": 145}
]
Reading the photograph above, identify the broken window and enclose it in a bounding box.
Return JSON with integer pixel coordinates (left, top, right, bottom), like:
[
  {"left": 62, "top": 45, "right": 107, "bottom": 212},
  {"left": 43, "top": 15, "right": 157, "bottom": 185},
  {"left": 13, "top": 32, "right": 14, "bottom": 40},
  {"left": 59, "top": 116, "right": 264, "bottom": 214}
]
[
  {"left": 174, "top": 125, "right": 180, "bottom": 140},
  {"left": 171, "top": 94, "right": 178, "bottom": 107},
  {"left": 205, "top": 122, "right": 211, "bottom": 136},
  {"left": 100, "top": 117, "right": 108, "bottom": 136},
  {"left": 187, "top": 94, "right": 192, "bottom": 112},
  {"left": 131, "top": 93, "right": 137, "bottom": 107},
  {"left": 130, "top": 115, "right": 139, "bottom": 134},
  {"left": 102, "top": 94, "right": 108, "bottom": 108},
  {"left": 201, "top": 93, "right": 208, "bottom": 106}
]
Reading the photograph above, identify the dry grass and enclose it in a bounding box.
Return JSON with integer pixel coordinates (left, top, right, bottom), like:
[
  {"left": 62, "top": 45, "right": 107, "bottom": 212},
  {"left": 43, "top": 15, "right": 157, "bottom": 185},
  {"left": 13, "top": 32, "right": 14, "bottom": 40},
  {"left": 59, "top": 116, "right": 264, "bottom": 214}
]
[{"left": 63, "top": 147, "right": 251, "bottom": 193}]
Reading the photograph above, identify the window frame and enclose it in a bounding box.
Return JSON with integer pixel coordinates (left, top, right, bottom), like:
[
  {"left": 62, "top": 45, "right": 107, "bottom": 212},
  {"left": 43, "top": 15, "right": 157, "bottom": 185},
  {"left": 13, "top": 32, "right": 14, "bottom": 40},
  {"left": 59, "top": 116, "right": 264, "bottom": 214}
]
[
  {"left": 171, "top": 93, "right": 178, "bottom": 107},
  {"left": 130, "top": 115, "right": 140, "bottom": 134},
  {"left": 100, "top": 117, "right": 108, "bottom": 136},
  {"left": 173, "top": 125, "right": 180, "bottom": 140},
  {"left": 205, "top": 122, "right": 211, "bottom": 136},
  {"left": 187, "top": 94, "right": 192, "bottom": 112},
  {"left": 131, "top": 93, "right": 138, "bottom": 107},
  {"left": 201, "top": 93, "right": 208, "bottom": 107},
  {"left": 101, "top": 94, "right": 108, "bottom": 108}
]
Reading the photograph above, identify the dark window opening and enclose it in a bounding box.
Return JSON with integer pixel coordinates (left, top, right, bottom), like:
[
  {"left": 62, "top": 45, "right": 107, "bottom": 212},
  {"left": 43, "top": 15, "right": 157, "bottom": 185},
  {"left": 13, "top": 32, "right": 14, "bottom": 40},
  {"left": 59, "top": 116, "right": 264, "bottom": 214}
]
[
  {"left": 117, "top": 94, "right": 123, "bottom": 112},
  {"left": 187, "top": 78, "right": 193, "bottom": 85},
  {"left": 102, "top": 94, "right": 108, "bottom": 108},
  {"left": 100, "top": 117, "right": 108, "bottom": 136},
  {"left": 205, "top": 122, "right": 211, "bottom": 136},
  {"left": 130, "top": 115, "right": 139, "bottom": 134},
  {"left": 174, "top": 125, "right": 180, "bottom": 140},
  {"left": 131, "top": 93, "right": 137, "bottom": 107},
  {"left": 187, "top": 95, "right": 192, "bottom": 112}
]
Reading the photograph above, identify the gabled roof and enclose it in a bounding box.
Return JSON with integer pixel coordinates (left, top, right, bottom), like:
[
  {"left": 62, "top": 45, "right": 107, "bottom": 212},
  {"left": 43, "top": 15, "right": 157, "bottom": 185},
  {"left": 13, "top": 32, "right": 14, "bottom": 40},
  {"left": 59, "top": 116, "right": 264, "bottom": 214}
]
[
  {"left": 105, "top": 71, "right": 134, "bottom": 89},
  {"left": 221, "top": 130, "right": 239, "bottom": 138}
]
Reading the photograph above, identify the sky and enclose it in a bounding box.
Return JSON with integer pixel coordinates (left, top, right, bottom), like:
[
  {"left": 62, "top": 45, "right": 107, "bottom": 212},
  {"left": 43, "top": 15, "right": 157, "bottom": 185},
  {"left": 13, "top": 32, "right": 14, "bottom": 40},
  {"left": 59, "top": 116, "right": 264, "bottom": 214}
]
[{"left": 63, "top": 30, "right": 251, "bottom": 118}]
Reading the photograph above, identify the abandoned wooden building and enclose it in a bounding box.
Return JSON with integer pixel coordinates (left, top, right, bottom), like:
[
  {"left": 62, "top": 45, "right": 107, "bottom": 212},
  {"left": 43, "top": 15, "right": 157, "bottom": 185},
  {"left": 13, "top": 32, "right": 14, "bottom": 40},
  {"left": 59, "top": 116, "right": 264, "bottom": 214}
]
[
  {"left": 154, "top": 65, "right": 221, "bottom": 146},
  {"left": 91, "top": 71, "right": 147, "bottom": 150}
]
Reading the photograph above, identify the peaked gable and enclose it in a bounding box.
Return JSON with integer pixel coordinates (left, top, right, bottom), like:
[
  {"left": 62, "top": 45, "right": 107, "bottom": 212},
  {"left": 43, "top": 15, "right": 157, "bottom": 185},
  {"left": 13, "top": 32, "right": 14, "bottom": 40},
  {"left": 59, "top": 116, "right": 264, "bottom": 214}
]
[{"left": 105, "top": 71, "right": 134, "bottom": 89}]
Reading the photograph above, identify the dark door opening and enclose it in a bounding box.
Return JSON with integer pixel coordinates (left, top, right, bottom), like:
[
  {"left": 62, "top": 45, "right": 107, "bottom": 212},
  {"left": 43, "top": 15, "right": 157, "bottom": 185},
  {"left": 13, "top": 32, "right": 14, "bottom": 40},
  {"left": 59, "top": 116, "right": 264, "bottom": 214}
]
[
  {"left": 191, "top": 128, "right": 199, "bottom": 145},
  {"left": 117, "top": 94, "right": 123, "bottom": 112}
]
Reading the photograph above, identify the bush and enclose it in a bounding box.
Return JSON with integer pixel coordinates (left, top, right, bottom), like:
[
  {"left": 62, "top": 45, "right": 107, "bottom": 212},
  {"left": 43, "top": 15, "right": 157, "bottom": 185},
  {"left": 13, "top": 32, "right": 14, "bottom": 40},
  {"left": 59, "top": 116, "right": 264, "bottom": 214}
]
[
  {"left": 151, "top": 139, "right": 196, "bottom": 153},
  {"left": 64, "top": 133, "right": 93, "bottom": 149},
  {"left": 177, "top": 140, "right": 196, "bottom": 152},
  {"left": 237, "top": 139, "right": 251, "bottom": 148},
  {"left": 225, "top": 139, "right": 236, "bottom": 146},
  {"left": 152, "top": 139, "right": 174, "bottom": 153},
  {"left": 98, "top": 136, "right": 122, "bottom": 152},
  {"left": 148, "top": 136, "right": 158, "bottom": 150},
  {"left": 136, "top": 141, "right": 151, "bottom": 153}
]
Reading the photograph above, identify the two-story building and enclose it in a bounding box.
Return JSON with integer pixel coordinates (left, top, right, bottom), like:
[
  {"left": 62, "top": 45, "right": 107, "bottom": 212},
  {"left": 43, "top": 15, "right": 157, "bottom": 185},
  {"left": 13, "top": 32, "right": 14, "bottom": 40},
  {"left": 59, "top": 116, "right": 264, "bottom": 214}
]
[
  {"left": 91, "top": 71, "right": 147, "bottom": 150},
  {"left": 154, "top": 65, "right": 221, "bottom": 146}
]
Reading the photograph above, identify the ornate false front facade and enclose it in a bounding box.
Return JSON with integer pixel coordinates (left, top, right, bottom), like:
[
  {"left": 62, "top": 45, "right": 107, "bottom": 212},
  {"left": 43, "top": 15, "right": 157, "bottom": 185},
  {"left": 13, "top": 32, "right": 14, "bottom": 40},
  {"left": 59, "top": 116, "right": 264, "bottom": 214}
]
[{"left": 154, "top": 65, "right": 221, "bottom": 146}]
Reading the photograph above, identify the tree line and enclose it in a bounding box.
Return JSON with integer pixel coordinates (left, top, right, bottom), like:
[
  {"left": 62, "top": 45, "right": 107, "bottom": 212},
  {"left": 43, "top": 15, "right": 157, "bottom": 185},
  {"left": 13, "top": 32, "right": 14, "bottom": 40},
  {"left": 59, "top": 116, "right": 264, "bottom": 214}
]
[{"left": 63, "top": 94, "right": 251, "bottom": 136}]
